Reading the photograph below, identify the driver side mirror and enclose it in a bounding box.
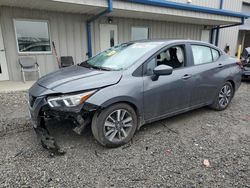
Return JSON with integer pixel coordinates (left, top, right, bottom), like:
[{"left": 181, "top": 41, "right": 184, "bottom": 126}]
[{"left": 152, "top": 65, "right": 173, "bottom": 81}]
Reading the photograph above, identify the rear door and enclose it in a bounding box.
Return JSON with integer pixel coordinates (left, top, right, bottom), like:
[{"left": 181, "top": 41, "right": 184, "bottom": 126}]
[
  {"left": 188, "top": 43, "right": 225, "bottom": 106},
  {"left": 143, "top": 43, "right": 195, "bottom": 121}
]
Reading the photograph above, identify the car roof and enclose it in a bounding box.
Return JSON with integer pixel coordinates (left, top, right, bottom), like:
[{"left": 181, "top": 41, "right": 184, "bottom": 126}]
[
  {"left": 133, "top": 39, "right": 207, "bottom": 45},
  {"left": 132, "top": 39, "right": 223, "bottom": 53}
]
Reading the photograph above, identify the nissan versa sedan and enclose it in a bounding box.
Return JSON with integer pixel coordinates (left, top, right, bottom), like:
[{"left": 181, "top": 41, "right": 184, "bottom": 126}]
[{"left": 28, "top": 40, "right": 242, "bottom": 153}]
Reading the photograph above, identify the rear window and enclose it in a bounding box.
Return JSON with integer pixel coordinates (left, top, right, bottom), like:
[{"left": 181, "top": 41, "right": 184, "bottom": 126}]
[
  {"left": 191, "top": 45, "right": 212, "bottom": 65},
  {"left": 211, "top": 48, "right": 220, "bottom": 61}
]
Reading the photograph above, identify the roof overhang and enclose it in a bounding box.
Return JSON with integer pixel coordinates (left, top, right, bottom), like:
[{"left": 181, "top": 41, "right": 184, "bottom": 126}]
[
  {"left": 127, "top": 0, "right": 249, "bottom": 19},
  {"left": 239, "top": 20, "right": 250, "bottom": 31},
  {"left": 0, "top": 0, "right": 249, "bottom": 26},
  {"left": 0, "top": 0, "right": 107, "bottom": 15},
  {"left": 240, "top": 2, "right": 250, "bottom": 30},
  {"left": 111, "top": 0, "right": 249, "bottom": 26}
]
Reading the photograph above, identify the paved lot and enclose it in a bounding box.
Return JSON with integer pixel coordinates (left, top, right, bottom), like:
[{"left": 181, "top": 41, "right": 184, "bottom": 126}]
[{"left": 0, "top": 83, "right": 250, "bottom": 187}]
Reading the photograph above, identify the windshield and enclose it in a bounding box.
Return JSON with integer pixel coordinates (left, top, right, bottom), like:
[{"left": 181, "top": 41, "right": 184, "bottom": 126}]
[{"left": 80, "top": 42, "right": 162, "bottom": 71}]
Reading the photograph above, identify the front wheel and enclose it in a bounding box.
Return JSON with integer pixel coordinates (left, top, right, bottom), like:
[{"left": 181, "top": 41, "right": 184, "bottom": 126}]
[
  {"left": 91, "top": 103, "right": 138, "bottom": 147},
  {"left": 210, "top": 81, "right": 234, "bottom": 111}
]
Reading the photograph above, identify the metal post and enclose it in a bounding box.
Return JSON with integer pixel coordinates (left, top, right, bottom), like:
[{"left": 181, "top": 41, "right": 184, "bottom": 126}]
[
  {"left": 86, "top": 22, "right": 92, "bottom": 58},
  {"left": 86, "top": 0, "right": 113, "bottom": 58},
  {"left": 215, "top": 27, "right": 220, "bottom": 46},
  {"left": 215, "top": 0, "right": 224, "bottom": 46},
  {"left": 210, "top": 28, "right": 215, "bottom": 44}
]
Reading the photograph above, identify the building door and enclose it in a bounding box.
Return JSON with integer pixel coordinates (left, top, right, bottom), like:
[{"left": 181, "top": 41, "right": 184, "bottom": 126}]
[
  {"left": 201, "top": 30, "right": 210, "bottom": 43},
  {"left": 0, "top": 23, "right": 9, "bottom": 81},
  {"left": 100, "top": 24, "right": 118, "bottom": 52}
]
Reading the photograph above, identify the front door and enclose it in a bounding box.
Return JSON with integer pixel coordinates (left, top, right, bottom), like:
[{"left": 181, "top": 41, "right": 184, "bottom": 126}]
[
  {"left": 100, "top": 24, "right": 118, "bottom": 52},
  {"left": 143, "top": 44, "right": 195, "bottom": 121},
  {"left": 0, "top": 23, "right": 9, "bottom": 81}
]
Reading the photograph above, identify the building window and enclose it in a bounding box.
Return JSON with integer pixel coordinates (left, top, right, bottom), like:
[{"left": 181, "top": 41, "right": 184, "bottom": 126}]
[
  {"left": 14, "top": 20, "right": 51, "bottom": 53},
  {"left": 131, "top": 27, "right": 149, "bottom": 41}
]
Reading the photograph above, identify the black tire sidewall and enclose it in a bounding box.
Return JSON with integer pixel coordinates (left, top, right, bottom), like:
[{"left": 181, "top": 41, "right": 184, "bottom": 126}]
[{"left": 91, "top": 103, "right": 138, "bottom": 147}]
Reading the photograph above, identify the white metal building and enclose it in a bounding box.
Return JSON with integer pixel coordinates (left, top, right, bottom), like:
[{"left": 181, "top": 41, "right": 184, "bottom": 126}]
[{"left": 0, "top": 0, "right": 249, "bottom": 81}]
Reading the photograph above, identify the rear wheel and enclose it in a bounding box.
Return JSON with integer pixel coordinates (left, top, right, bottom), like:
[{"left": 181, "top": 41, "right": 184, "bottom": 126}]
[
  {"left": 91, "top": 103, "right": 137, "bottom": 147},
  {"left": 210, "top": 81, "right": 234, "bottom": 111}
]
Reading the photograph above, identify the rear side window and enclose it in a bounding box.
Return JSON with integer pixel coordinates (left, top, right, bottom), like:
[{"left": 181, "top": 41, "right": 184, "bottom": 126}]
[
  {"left": 191, "top": 45, "right": 212, "bottom": 65},
  {"left": 211, "top": 48, "right": 220, "bottom": 61}
]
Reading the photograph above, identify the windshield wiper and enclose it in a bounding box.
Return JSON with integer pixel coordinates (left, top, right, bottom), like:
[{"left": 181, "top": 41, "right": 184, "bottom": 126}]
[
  {"left": 98, "top": 66, "right": 115, "bottom": 71},
  {"left": 79, "top": 61, "right": 115, "bottom": 71},
  {"left": 79, "top": 61, "right": 92, "bottom": 68}
]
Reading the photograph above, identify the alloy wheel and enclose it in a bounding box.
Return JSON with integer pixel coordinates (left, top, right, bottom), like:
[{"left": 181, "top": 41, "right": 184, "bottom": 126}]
[
  {"left": 218, "top": 85, "right": 232, "bottom": 108},
  {"left": 104, "top": 109, "right": 133, "bottom": 142}
]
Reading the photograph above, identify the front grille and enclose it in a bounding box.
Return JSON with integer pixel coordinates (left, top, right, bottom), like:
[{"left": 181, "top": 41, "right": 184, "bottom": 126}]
[{"left": 29, "top": 94, "right": 36, "bottom": 107}]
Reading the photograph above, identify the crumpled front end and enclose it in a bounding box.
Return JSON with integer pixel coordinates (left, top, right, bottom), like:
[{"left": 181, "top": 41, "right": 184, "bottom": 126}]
[
  {"left": 28, "top": 95, "right": 63, "bottom": 154},
  {"left": 28, "top": 87, "right": 99, "bottom": 155}
]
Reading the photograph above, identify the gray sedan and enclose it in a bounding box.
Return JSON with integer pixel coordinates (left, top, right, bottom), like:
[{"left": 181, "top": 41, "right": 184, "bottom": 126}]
[{"left": 28, "top": 40, "right": 242, "bottom": 153}]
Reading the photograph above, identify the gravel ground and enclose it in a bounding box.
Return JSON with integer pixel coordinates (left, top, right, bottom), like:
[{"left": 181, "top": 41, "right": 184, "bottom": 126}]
[
  {"left": 0, "top": 91, "right": 31, "bottom": 135},
  {"left": 0, "top": 83, "right": 250, "bottom": 187}
]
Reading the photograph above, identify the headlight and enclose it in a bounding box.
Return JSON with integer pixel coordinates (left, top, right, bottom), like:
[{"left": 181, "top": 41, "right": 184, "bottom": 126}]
[{"left": 47, "top": 90, "right": 96, "bottom": 108}]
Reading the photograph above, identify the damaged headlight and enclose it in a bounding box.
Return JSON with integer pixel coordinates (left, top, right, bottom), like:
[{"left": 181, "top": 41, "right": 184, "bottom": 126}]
[{"left": 47, "top": 90, "right": 96, "bottom": 108}]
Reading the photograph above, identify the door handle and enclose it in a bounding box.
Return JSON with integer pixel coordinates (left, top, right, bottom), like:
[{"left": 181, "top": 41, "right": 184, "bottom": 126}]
[
  {"left": 218, "top": 64, "right": 224, "bottom": 68},
  {"left": 182, "top": 74, "right": 192, "bottom": 80},
  {"left": 0, "top": 49, "right": 5, "bottom": 52}
]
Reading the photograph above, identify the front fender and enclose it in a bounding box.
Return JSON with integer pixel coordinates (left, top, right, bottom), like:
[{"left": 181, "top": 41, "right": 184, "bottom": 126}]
[
  {"left": 100, "top": 96, "right": 141, "bottom": 113},
  {"left": 86, "top": 77, "right": 144, "bottom": 125}
]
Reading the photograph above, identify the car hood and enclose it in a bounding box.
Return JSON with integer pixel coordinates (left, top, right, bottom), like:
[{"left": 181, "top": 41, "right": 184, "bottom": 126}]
[{"left": 36, "top": 65, "right": 122, "bottom": 93}]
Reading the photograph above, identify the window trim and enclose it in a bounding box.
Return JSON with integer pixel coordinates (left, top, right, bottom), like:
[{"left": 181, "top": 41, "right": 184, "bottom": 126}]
[
  {"left": 211, "top": 48, "right": 220, "bottom": 62},
  {"left": 131, "top": 26, "right": 150, "bottom": 41},
  {"left": 142, "top": 43, "right": 188, "bottom": 76},
  {"left": 13, "top": 18, "right": 52, "bottom": 55},
  {"left": 190, "top": 44, "right": 221, "bottom": 66}
]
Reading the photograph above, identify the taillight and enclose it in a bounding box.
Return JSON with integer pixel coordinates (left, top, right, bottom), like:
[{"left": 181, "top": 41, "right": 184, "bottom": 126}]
[{"left": 236, "top": 60, "right": 244, "bottom": 69}]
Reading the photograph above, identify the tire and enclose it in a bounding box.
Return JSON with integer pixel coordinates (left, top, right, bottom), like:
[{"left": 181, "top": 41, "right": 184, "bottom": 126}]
[
  {"left": 210, "top": 81, "right": 234, "bottom": 111},
  {"left": 91, "top": 103, "right": 138, "bottom": 147}
]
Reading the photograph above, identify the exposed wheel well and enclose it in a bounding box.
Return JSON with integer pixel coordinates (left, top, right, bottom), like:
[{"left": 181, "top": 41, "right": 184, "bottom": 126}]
[
  {"left": 227, "top": 80, "right": 235, "bottom": 91},
  {"left": 225, "top": 80, "right": 236, "bottom": 99},
  {"left": 106, "top": 101, "right": 139, "bottom": 116}
]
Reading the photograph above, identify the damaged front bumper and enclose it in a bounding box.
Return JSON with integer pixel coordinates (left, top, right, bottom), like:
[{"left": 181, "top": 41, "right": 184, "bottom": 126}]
[{"left": 28, "top": 95, "right": 98, "bottom": 154}]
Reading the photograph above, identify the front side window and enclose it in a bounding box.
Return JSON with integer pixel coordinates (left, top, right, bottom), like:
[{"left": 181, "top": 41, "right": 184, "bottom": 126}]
[
  {"left": 146, "top": 58, "right": 157, "bottom": 75},
  {"left": 191, "top": 45, "right": 212, "bottom": 65},
  {"left": 80, "top": 42, "right": 163, "bottom": 71},
  {"left": 14, "top": 20, "right": 51, "bottom": 53},
  {"left": 145, "top": 45, "right": 186, "bottom": 75},
  {"left": 131, "top": 27, "right": 149, "bottom": 41}
]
